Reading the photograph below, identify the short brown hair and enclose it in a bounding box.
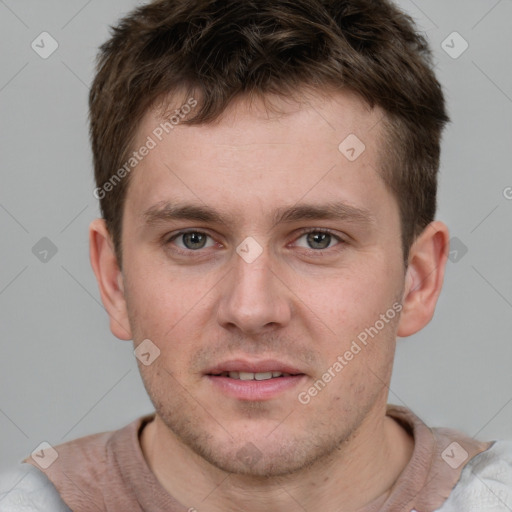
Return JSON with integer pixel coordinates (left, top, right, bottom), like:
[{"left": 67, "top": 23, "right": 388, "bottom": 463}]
[{"left": 89, "top": 0, "right": 449, "bottom": 267}]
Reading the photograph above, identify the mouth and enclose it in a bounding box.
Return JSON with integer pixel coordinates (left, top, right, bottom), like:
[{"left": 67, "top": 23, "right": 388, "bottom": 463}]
[
  {"left": 205, "top": 360, "right": 307, "bottom": 400},
  {"left": 210, "top": 370, "right": 298, "bottom": 381}
]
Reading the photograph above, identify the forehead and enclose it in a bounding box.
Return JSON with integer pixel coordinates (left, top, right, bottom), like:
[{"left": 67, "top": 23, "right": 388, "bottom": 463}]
[
  {"left": 143, "top": 88, "right": 383, "bottom": 157},
  {"left": 123, "top": 89, "right": 393, "bottom": 227}
]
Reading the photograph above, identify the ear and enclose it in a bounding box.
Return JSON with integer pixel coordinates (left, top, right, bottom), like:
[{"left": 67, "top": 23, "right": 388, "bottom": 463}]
[
  {"left": 89, "top": 218, "right": 132, "bottom": 340},
  {"left": 397, "top": 221, "right": 450, "bottom": 337}
]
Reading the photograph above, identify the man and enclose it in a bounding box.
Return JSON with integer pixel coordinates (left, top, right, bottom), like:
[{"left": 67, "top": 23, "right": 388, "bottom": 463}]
[{"left": 1, "top": 0, "right": 511, "bottom": 510}]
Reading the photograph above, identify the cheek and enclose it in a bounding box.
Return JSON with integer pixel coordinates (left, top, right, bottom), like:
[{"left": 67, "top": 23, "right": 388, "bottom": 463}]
[
  {"left": 300, "top": 263, "right": 395, "bottom": 325},
  {"left": 296, "top": 262, "right": 402, "bottom": 374},
  {"left": 124, "top": 269, "right": 214, "bottom": 369},
  {"left": 123, "top": 252, "right": 209, "bottom": 330}
]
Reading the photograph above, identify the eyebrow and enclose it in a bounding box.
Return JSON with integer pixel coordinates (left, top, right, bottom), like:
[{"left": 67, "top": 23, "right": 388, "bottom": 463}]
[{"left": 142, "top": 200, "right": 375, "bottom": 229}]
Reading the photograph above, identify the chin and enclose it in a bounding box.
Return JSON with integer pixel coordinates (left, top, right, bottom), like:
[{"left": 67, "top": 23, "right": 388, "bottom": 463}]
[
  {"left": 199, "top": 442, "right": 319, "bottom": 478},
  {"left": 170, "top": 420, "right": 341, "bottom": 478}
]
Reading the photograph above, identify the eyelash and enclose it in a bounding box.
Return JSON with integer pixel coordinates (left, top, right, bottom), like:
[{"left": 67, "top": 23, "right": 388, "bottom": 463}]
[{"left": 164, "top": 228, "right": 346, "bottom": 258}]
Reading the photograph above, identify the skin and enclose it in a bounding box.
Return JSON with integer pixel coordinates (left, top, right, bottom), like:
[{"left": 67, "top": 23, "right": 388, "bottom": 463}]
[{"left": 90, "top": 89, "right": 449, "bottom": 512}]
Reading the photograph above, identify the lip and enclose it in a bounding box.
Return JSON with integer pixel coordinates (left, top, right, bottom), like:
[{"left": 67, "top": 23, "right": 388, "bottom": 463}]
[
  {"left": 204, "top": 359, "right": 307, "bottom": 401},
  {"left": 204, "top": 359, "right": 304, "bottom": 376},
  {"left": 206, "top": 374, "right": 307, "bottom": 401}
]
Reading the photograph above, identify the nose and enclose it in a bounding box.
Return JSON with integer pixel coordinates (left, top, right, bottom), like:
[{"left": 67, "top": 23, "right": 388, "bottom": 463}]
[{"left": 216, "top": 244, "right": 292, "bottom": 335}]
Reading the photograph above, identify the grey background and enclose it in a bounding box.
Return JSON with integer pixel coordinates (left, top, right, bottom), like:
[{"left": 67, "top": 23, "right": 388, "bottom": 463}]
[{"left": 0, "top": 0, "right": 511, "bottom": 472}]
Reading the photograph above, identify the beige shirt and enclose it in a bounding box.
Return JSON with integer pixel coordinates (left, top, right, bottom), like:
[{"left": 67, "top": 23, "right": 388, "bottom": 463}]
[{"left": 22, "top": 404, "right": 493, "bottom": 512}]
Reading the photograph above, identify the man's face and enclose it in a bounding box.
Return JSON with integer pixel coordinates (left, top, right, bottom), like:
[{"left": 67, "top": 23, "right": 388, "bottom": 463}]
[{"left": 120, "top": 90, "right": 406, "bottom": 476}]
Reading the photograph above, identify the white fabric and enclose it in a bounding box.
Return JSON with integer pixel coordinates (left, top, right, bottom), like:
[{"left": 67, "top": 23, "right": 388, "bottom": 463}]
[
  {"left": 0, "top": 463, "right": 70, "bottom": 512},
  {"left": 435, "top": 440, "right": 512, "bottom": 511}
]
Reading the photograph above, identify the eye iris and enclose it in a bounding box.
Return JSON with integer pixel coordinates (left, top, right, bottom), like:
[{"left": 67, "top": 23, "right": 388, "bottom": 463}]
[
  {"left": 183, "top": 232, "right": 207, "bottom": 250},
  {"left": 307, "top": 232, "right": 331, "bottom": 250},
  {"left": 179, "top": 232, "right": 334, "bottom": 250}
]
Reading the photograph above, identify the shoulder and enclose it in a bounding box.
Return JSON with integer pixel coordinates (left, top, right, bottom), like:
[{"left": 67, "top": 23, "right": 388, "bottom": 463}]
[
  {"left": 436, "top": 440, "right": 512, "bottom": 511},
  {"left": 0, "top": 463, "right": 71, "bottom": 511}
]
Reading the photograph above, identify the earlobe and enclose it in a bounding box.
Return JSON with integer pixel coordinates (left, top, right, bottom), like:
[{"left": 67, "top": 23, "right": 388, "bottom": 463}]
[
  {"left": 397, "top": 221, "right": 450, "bottom": 337},
  {"left": 89, "top": 219, "right": 132, "bottom": 340}
]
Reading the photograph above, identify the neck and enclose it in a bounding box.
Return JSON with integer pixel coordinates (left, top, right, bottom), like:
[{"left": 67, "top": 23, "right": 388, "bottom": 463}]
[{"left": 140, "top": 405, "right": 414, "bottom": 512}]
